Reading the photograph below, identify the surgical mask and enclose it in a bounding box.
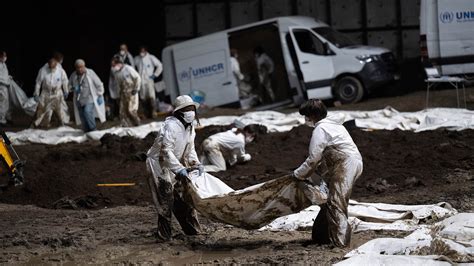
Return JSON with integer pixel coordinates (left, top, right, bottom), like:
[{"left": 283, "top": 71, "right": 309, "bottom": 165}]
[
  {"left": 112, "top": 65, "right": 121, "bottom": 72},
  {"left": 140, "top": 52, "right": 146, "bottom": 57},
  {"left": 119, "top": 50, "right": 126, "bottom": 56},
  {"left": 304, "top": 116, "right": 315, "bottom": 127},
  {"left": 245, "top": 135, "right": 254, "bottom": 144},
  {"left": 182, "top": 111, "right": 195, "bottom": 123}
]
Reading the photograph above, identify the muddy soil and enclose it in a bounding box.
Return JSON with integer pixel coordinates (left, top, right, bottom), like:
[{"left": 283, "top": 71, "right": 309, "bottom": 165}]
[
  {"left": 1, "top": 87, "right": 473, "bottom": 264},
  {"left": 0, "top": 125, "right": 472, "bottom": 263}
]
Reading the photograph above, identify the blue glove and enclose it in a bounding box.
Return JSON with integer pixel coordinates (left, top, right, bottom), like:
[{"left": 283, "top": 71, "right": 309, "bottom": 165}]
[
  {"left": 74, "top": 85, "right": 81, "bottom": 94},
  {"left": 149, "top": 74, "right": 156, "bottom": 80},
  {"left": 33, "top": 95, "right": 39, "bottom": 102},
  {"left": 64, "top": 92, "right": 69, "bottom": 100},
  {"left": 176, "top": 168, "right": 188, "bottom": 179},
  {"left": 97, "top": 95, "right": 104, "bottom": 105},
  {"left": 198, "top": 164, "right": 205, "bottom": 177}
]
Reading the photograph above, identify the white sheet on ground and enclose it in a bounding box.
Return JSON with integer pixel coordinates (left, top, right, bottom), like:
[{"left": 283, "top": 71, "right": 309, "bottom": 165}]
[
  {"left": 335, "top": 254, "right": 452, "bottom": 266},
  {"left": 344, "top": 213, "right": 474, "bottom": 263},
  {"left": 6, "top": 107, "right": 474, "bottom": 145}
]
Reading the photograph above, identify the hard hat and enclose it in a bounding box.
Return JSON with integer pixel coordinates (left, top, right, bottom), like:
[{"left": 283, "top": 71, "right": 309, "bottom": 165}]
[{"left": 173, "top": 95, "right": 200, "bottom": 113}]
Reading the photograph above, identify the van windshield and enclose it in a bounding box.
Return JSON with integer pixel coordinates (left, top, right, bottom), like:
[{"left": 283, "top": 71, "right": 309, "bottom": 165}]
[{"left": 312, "top": 27, "right": 356, "bottom": 48}]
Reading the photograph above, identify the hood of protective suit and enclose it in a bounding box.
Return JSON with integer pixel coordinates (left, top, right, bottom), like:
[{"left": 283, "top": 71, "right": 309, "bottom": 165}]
[{"left": 317, "top": 113, "right": 346, "bottom": 126}]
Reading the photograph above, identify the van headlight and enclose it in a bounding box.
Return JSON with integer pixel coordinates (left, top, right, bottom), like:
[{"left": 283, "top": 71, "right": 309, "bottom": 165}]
[{"left": 356, "top": 55, "right": 379, "bottom": 64}]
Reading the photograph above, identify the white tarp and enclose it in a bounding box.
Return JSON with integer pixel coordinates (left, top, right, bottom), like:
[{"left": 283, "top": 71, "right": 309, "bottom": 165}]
[
  {"left": 6, "top": 107, "right": 474, "bottom": 145},
  {"left": 183, "top": 172, "right": 327, "bottom": 229},
  {"left": 8, "top": 78, "right": 37, "bottom": 116},
  {"left": 335, "top": 255, "right": 452, "bottom": 266},
  {"left": 343, "top": 213, "right": 474, "bottom": 263},
  {"left": 185, "top": 173, "right": 457, "bottom": 234}
]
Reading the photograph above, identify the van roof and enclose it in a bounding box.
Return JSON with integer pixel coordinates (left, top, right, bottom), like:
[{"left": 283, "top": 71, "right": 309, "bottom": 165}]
[{"left": 164, "top": 16, "right": 328, "bottom": 51}]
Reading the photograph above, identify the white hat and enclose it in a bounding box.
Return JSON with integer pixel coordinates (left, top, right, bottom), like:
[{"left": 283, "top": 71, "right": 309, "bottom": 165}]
[{"left": 173, "top": 95, "right": 200, "bottom": 113}]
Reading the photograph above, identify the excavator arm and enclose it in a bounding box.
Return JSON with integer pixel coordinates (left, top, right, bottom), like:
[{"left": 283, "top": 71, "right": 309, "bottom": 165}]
[{"left": 0, "top": 129, "right": 24, "bottom": 187}]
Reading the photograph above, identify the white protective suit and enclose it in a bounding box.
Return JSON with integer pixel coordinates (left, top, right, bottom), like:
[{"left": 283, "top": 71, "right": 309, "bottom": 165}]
[
  {"left": 134, "top": 53, "right": 162, "bottom": 101},
  {"left": 146, "top": 116, "right": 201, "bottom": 239},
  {"left": 33, "top": 65, "right": 70, "bottom": 127},
  {"left": 108, "top": 51, "right": 135, "bottom": 100},
  {"left": 294, "top": 114, "right": 363, "bottom": 247},
  {"left": 201, "top": 128, "right": 251, "bottom": 172},
  {"left": 113, "top": 64, "right": 141, "bottom": 127},
  {"left": 0, "top": 61, "right": 10, "bottom": 123},
  {"left": 69, "top": 68, "right": 106, "bottom": 126},
  {"left": 255, "top": 53, "right": 275, "bottom": 102}
]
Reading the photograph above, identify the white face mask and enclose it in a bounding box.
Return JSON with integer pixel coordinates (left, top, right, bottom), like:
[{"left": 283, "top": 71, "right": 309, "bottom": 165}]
[
  {"left": 119, "top": 50, "right": 126, "bottom": 56},
  {"left": 140, "top": 52, "right": 146, "bottom": 57},
  {"left": 245, "top": 135, "right": 254, "bottom": 144},
  {"left": 112, "top": 65, "right": 121, "bottom": 72},
  {"left": 304, "top": 116, "right": 315, "bottom": 127},
  {"left": 182, "top": 111, "right": 195, "bottom": 123}
]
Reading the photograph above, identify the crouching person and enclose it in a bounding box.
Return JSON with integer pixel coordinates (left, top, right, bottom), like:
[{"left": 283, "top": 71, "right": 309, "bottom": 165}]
[
  {"left": 292, "top": 99, "right": 363, "bottom": 247},
  {"left": 200, "top": 125, "right": 259, "bottom": 172},
  {"left": 146, "top": 95, "right": 204, "bottom": 241}
]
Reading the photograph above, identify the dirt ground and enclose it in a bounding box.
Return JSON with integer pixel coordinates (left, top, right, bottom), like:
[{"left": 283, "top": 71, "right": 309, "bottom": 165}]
[{"left": 0, "top": 88, "right": 473, "bottom": 264}]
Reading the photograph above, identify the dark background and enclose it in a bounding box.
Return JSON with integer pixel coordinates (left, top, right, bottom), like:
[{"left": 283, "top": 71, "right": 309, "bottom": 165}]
[{"left": 2, "top": 0, "right": 166, "bottom": 95}]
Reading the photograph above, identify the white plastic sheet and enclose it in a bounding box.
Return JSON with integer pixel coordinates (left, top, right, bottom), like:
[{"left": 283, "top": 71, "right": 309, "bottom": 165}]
[
  {"left": 344, "top": 213, "right": 474, "bottom": 263},
  {"left": 6, "top": 107, "right": 474, "bottom": 145}
]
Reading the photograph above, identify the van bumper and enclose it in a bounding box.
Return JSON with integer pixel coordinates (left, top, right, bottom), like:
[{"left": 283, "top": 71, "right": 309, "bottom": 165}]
[{"left": 358, "top": 53, "right": 398, "bottom": 93}]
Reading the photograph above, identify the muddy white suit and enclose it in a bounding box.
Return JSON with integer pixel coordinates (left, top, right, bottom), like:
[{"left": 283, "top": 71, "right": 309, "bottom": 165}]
[
  {"left": 255, "top": 53, "right": 275, "bottom": 102},
  {"left": 201, "top": 128, "right": 251, "bottom": 172},
  {"left": 108, "top": 52, "right": 135, "bottom": 101},
  {"left": 113, "top": 65, "right": 141, "bottom": 127},
  {"left": 33, "top": 66, "right": 70, "bottom": 127},
  {"left": 0, "top": 61, "right": 10, "bottom": 124},
  {"left": 293, "top": 115, "right": 363, "bottom": 247},
  {"left": 69, "top": 68, "right": 106, "bottom": 130},
  {"left": 134, "top": 53, "right": 162, "bottom": 116},
  {"left": 146, "top": 116, "right": 201, "bottom": 239}
]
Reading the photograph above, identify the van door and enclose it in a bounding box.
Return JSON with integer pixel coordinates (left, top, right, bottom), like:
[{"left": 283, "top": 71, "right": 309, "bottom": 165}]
[
  {"left": 288, "top": 27, "right": 335, "bottom": 99},
  {"left": 173, "top": 33, "right": 239, "bottom": 107}
]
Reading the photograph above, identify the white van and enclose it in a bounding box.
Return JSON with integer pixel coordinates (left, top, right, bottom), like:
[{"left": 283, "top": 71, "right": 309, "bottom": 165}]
[
  {"left": 420, "top": 0, "right": 474, "bottom": 75},
  {"left": 162, "top": 16, "right": 397, "bottom": 108}
]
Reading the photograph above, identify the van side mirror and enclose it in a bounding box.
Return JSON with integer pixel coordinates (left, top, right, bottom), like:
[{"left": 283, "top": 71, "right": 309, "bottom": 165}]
[{"left": 323, "top": 42, "right": 333, "bottom": 55}]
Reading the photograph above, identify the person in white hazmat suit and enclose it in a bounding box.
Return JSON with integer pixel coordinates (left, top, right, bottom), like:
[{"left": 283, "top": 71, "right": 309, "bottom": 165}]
[
  {"left": 32, "top": 58, "right": 70, "bottom": 128},
  {"left": 34, "top": 53, "right": 71, "bottom": 125},
  {"left": 292, "top": 99, "right": 363, "bottom": 247},
  {"left": 254, "top": 46, "right": 275, "bottom": 103},
  {"left": 0, "top": 51, "right": 10, "bottom": 125},
  {"left": 110, "top": 56, "right": 141, "bottom": 127},
  {"left": 69, "top": 59, "right": 106, "bottom": 132},
  {"left": 108, "top": 44, "right": 135, "bottom": 119},
  {"left": 146, "top": 95, "right": 204, "bottom": 241},
  {"left": 200, "top": 124, "right": 259, "bottom": 172},
  {"left": 134, "top": 46, "right": 162, "bottom": 118}
]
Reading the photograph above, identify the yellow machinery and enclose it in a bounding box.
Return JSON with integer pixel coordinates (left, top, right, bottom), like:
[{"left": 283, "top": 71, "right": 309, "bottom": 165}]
[{"left": 0, "top": 129, "right": 24, "bottom": 187}]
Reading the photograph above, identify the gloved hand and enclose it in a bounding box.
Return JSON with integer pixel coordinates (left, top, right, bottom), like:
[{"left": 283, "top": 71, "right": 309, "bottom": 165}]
[
  {"left": 131, "top": 89, "right": 138, "bottom": 95},
  {"left": 33, "top": 95, "right": 39, "bottom": 102},
  {"left": 97, "top": 95, "right": 104, "bottom": 105},
  {"left": 176, "top": 168, "right": 188, "bottom": 180},
  {"left": 149, "top": 74, "right": 156, "bottom": 80},
  {"left": 197, "top": 164, "right": 205, "bottom": 177},
  {"left": 63, "top": 92, "right": 69, "bottom": 100},
  {"left": 74, "top": 85, "right": 81, "bottom": 94}
]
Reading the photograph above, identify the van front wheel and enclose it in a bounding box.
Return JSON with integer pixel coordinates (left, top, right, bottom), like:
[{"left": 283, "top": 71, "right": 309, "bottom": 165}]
[{"left": 334, "top": 76, "right": 364, "bottom": 104}]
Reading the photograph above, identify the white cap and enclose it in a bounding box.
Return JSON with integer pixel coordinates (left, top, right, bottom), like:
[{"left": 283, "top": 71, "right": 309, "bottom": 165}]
[{"left": 173, "top": 95, "right": 199, "bottom": 113}]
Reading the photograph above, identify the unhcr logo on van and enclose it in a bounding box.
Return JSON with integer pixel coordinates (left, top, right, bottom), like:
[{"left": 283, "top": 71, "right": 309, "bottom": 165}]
[
  {"left": 178, "top": 63, "right": 225, "bottom": 82},
  {"left": 440, "top": 10, "right": 474, "bottom": 23}
]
